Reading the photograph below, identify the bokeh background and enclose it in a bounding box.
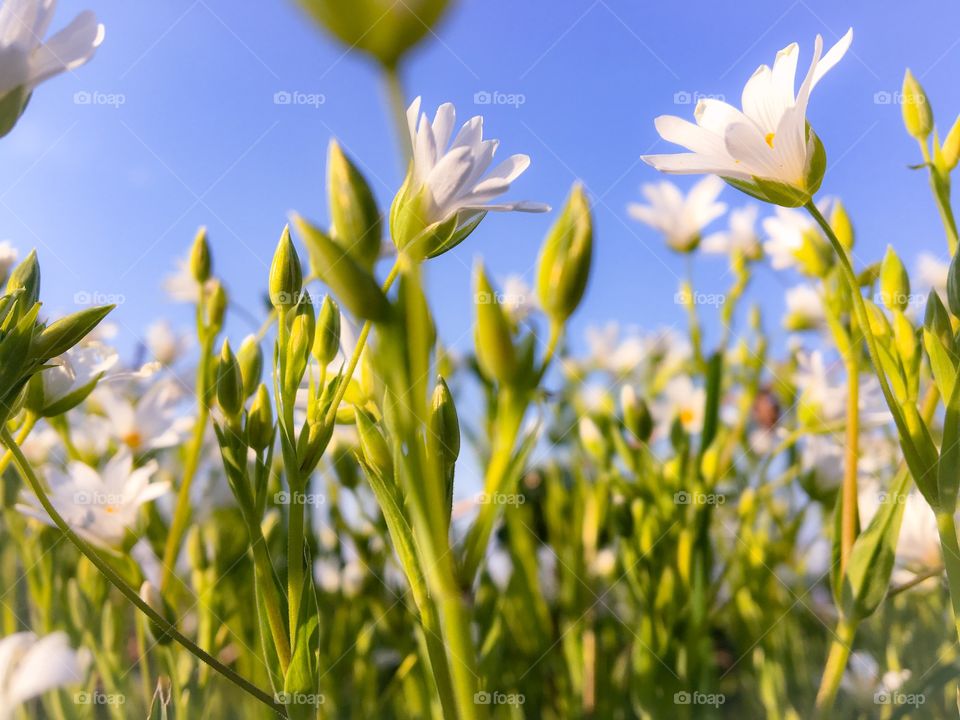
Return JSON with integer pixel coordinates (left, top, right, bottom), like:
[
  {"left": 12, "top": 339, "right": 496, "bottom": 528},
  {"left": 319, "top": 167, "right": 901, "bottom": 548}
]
[{"left": 2, "top": 0, "right": 960, "bottom": 358}]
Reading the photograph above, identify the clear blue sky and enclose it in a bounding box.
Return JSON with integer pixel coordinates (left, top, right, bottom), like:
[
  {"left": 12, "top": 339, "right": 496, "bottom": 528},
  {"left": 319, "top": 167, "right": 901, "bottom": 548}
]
[{"left": 3, "top": 0, "right": 960, "bottom": 358}]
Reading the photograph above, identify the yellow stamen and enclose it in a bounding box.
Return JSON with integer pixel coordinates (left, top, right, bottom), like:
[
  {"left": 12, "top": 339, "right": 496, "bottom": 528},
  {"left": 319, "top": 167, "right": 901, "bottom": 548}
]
[
  {"left": 122, "top": 431, "right": 142, "bottom": 450},
  {"left": 679, "top": 408, "right": 695, "bottom": 426},
  {"left": 764, "top": 132, "right": 775, "bottom": 149}
]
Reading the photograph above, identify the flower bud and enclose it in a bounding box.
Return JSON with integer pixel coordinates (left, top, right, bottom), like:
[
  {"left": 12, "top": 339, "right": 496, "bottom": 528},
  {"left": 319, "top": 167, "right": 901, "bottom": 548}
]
[
  {"left": 829, "top": 200, "right": 854, "bottom": 251},
  {"left": 269, "top": 225, "right": 303, "bottom": 309},
  {"left": 429, "top": 376, "right": 460, "bottom": 476},
  {"left": 140, "top": 581, "right": 174, "bottom": 646},
  {"left": 328, "top": 140, "right": 381, "bottom": 269},
  {"left": 313, "top": 295, "right": 341, "bottom": 365},
  {"left": 949, "top": 252, "right": 960, "bottom": 318},
  {"left": 925, "top": 289, "right": 954, "bottom": 347},
  {"left": 216, "top": 340, "right": 244, "bottom": 418},
  {"left": 236, "top": 335, "right": 262, "bottom": 399},
  {"left": 188, "top": 226, "right": 212, "bottom": 283},
  {"left": 579, "top": 416, "right": 607, "bottom": 462},
  {"left": 473, "top": 262, "right": 517, "bottom": 384},
  {"left": 902, "top": 69, "right": 933, "bottom": 141},
  {"left": 29, "top": 305, "right": 114, "bottom": 362},
  {"left": 203, "top": 280, "right": 227, "bottom": 333},
  {"left": 536, "top": 182, "right": 593, "bottom": 323},
  {"left": 943, "top": 115, "right": 960, "bottom": 172},
  {"left": 6, "top": 249, "right": 40, "bottom": 307},
  {"left": 246, "top": 383, "right": 275, "bottom": 451},
  {"left": 355, "top": 407, "right": 392, "bottom": 477},
  {"left": 296, "top": 416, "right": 334, "bottom": 475},
  {"left": 292, "top": 214, "right": 390, "bottom": 321},
  {"left": 880, "top": 245, "right": 910, "bottom": 312},
  {"left": 289, "top": 294, "right": 316, "bottom": 363},
  {"left": 621, "top": 385, "right": 653, "bottom": 443}
]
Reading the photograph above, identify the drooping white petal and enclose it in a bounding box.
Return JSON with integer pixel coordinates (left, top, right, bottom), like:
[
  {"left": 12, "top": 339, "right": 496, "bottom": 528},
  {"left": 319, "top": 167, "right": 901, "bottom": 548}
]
[{"left": 26, "top": 11, "right": 103, "bottom": 89}]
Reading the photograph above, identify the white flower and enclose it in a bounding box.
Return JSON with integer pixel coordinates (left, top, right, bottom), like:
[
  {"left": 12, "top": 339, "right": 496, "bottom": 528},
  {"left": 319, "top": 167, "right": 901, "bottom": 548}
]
[
  {"left": 0, "top": 240, "right": 17, "bottom": 279},
  {"left": 162, "top": 257, "right": 215, "bottom": 303},
  {"left": 96, "top": 378, "right": 189, "bottom": 452},
  {"left": 40, "top": 342, "right": 117, "bottom": 410},
  {"left": 401, "top": 96, "right": 548, "bottom": 227},
  {"left": 145, "top": 320, "right": 188, "bottom": 366},
  {"left": 499, "top": 275, "right": 536, "bottom": 322},
  {"left": 762, "top": 204, "right": 827, "bottom": 270},
  {"left": 794, "top": 350, "right": 843, "bottom": 422},
  {"left": 783, "top": 283, "right": 826, "bottom": 331},
  {"left": 655, "top": 376, "right": 704, "bottom": 435},
  {"left": 860, "top": 486, "right": 941, "bottom": 586},
  {"left": 18, "top": 449, "right": 167, "bottom": 549},
  {"left": 627, "top": 176, "right": 727, "bottom": 252},
  {"left": 800, "top": 434, "right": 843, "bottom": 491},
  {"left": 0, "top": 631, "right": 88, "bottom": 718},
  {"left": 643, "top": 30, "right": 853, "bottom": 205},
  {"left": 701, "top": 205, "right": 761, "bottom": 259},
  {"left": 0, "top": 0, "right": 104, "bottom": 100}
]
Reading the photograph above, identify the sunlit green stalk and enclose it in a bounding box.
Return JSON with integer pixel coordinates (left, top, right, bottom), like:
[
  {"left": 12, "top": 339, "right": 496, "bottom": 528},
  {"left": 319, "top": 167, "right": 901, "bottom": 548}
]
[{"left": 813, "top": 615, "right": 857, "bottom": 715}]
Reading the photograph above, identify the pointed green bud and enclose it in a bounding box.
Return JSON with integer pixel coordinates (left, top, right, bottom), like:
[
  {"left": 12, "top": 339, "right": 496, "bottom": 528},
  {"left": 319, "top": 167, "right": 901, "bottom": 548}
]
[
  {"left": 30, "top": 305, "right": 114, "bottom": 361},
  {"left": 473, "top": 262, "right": 517, "bottom": 384},
  {"left": 188, "top": 226, "right": 212, "bottom": 283},
  {"left": 355, "top": 407, "right": 392, "bottom": 477},
  {"left": 621, "top": 385, "right": 653, "bottom": 443},
  {"left": 943, "top": 114, "right": 960, "bottom": 172},
  {"left": 893, "top": 310, "right": 920, "bottom": 374},
  {"left": 292, "top": 214, "right": 390, "bottom": 321},
  {"left": 328, "top": 140, "right": 381, "bottom": 269},
  {"left": 269, "top": 225, "right": 303, "bottom": 309},
  {"left": 902, "top": 69, "right": 933, "bottom": 141},
  {"left": 289, "top": 294, "right": 316, "bottom": 362},
  {"left": 829, "top": 200, "right": 854, "bottom": 251},
  {"left": 236, "top": 335, "right": 262, "bottom": 399},
  {"left": 949, "top": 251, "right": 960, "bottom": 318},
  {"left": 6, "top": 249, "right": 40, "bottom": 308},
  {"left": 579, "top": 416, "right": 607, "bottom": 462},
  {"left": 313, "top": 295, "right": 341, "bottom": 365},
  {"left": 246, "top": 383, "right": 275, "bottom": 451},
  {"left": 925, "top": 289, "right": 954, "bottom": 347},
  {"left": 216, "top": 340, "right": 244, "bottom": 418},
  {"left": 296, "top": 416, "right": 334, "bottom": 475},
  {"left": 203, "top": 280, "right": 227, "bottom": 333},
  {"left": 536, "top": 182, "right": 593, "bottom": 323},
  {"left": 429, "top": 376, "right": 460, "bottom": 477},
  {"left": 140, "top": 581, "right": 174, "bottom": 646},
  {"left": 880, "top": 246, "right": 910, "bottom": 312}
]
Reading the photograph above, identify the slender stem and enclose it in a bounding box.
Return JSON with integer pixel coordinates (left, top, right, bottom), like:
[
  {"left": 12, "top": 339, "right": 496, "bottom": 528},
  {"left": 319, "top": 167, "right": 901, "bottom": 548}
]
[
  {"left": 0, "top": 427, "right": 286, "bottom": 716},
  {"left": 161, "top": 333, "right": 215, "bottom": 592},
  {"left": 840, "top": 354, "right": 860, "bottom": 575},
  {"left": 286, "top": 475, "right": 304, "bottom": 641},
  {"left": 937, "top": 512, "right": 960, "bottom": 643},
  {"left": 814, "top": 616, "right": 857, "bottom": 715},
  {"left": 382, "top": 63, "right": 411, "bottom": 164},
  {"left": 920, "top": 141, "right": 959, "bottom": 255},
  {"left": 247, "top": 520, "right": 291, "bottom": 671},
  {"left": 0, "top": 412, "right": 35, "bottom": 475}
]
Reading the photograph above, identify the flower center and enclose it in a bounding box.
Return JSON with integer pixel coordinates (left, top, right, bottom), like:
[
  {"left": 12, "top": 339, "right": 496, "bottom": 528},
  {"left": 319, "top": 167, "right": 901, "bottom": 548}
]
[
  {"left": 679, "top": 407, "right": 695, "bottom": 426},
  {"left": 764, "top": 132, "right": 775, "bottom": 149},
  {"left": 122, "top": 431, "right": 143, "bottom": 450}
]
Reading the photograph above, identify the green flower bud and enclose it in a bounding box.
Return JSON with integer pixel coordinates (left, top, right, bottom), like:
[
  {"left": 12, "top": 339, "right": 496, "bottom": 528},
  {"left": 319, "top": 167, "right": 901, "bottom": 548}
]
[
  {"left": 925, "top": 289, "right": 954, "bottom": 347},
  {"left": 579, "top": 416, "right": 607, "bottom": 462},
  {"left": 236, "top": 335, "right": 262, "bottom": 399},
  {"left": 289, "top": 294, "right": 316, "bottom": 366},
  {"left": 880, "top": 245, "right": 910, "bottom": 312},
  {"left": 203, "top": 280, "right": 227, "bottom": 332},
  {"left": 313, "top": 295, "right": 341, "bottom": 365},
  {"left": 292, "top": 214, "right": 390, "bottom": 321},
  {"left": 795, "top": 229, "right": 833, "bottom": 278},
  {"left": 949, "top": 252, "right": 960, "bottom": 318},
  {"left": 893, "top": 310, "right": 920, "bottom": 376},
  {"left": 864, "top": 300, "right": 892, "bottom": 343},
  {"left": 246, "top": 384, "right": 275, "bottom": 451},
  {"left": 536, "top": 182, "right": 593, "bottom": 323},
  {"left": 621, "top": 385, "right": 653, "bottom": 443},
  {"left": 429, "top": 376, "right": 460, "bottom": 476},
  {"left": 942, "top": 115, "right": 960, "bottom": 172},
  {"left": 355, "top": 407, "right": 392, "bottom": 477},
  {"left": 189, "top": 226, "right": 212, "bottom": 283},
  {"left": 269, "top": 225, "right": 303, "bottom": 309},
  {"left": 902, "top": 69, "right": 933, "bottom": 141},
  {"left": 6, "top": 249, "right": 40, "bottom": 308},
  {"left": 0, "top": 86, "right": 29, "bottom": 139},
  {"left": 298, "top": 0, "right": 450, "bottom": 69},
  {"left": 140, "top": 581, "right": 174, "bottom": 646},
  {"left": 473, "top": 262, "right": 517, "bottom": 384},
  {"left": 29, "top": 305, "right": 114, "bottom": 362},
  {"left": 296, "top": 416, "right": 334, "bottom": 475},
  {"left": 216, "top": 340, "right": 244, "bottom": 418},
  {"left": 829, "top": 200, "right": 854, "bottom": 250},
  {"left": 328, "top": 140, "right": 381, "bottom": 269}
]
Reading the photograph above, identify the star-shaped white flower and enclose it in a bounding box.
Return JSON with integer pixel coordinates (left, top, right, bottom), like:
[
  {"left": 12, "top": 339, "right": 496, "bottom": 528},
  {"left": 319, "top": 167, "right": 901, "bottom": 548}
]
[
  {"left": 18, "top": 449, "right": 168, "bottom": 549},
  {"left": 391, "top": 97, "right": 548, "bottom": 256},
  {"left": 0, "top": 0, "right": 104, "bottom": 101},
  {"left": 628, "top": 176, "right": 727, "bottom": 252},
  {"left": 0, "top": 631, "right": 88, "bottom": 718},
  {"left": 643, "top": 30, "right": 853, "bottom": 206},
  {"left": 701, "top": 205, "right": 761, "bottom": 259},
  {"left": 96, "top": 378, "right": 190, "bottom": 453}
]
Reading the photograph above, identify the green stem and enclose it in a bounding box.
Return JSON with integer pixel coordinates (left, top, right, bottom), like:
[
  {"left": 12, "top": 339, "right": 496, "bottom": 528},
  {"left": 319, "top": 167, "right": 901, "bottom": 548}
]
[
  {"left": 161, "top": 333, "right": 215, "bottom": 593},
  {"left": 937, "top": 512, "right": 960, "bottom": 644},
  {"left": 920, "top": 142, "right": 959, "bottom": 255},
  {"left": 0, "top": 412, "right": 36, "bottom": 475},
  {"left": 814, "top": 615, "right": 857, "bottom": 715},
  {"left": 0, "top": 427, "right": 286, "bottom": 717},
  {"left": 382, "top": 63, "right": 411, "bottom": 164},
  {"left": 840, "top": 354, "right": 860, "bottom": 576}
]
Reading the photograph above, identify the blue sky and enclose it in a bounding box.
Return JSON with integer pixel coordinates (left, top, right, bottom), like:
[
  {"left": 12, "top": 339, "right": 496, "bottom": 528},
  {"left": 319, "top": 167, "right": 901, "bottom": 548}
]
[{"left": 3, "top": 0, "right": 960, "bottom": 360}]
